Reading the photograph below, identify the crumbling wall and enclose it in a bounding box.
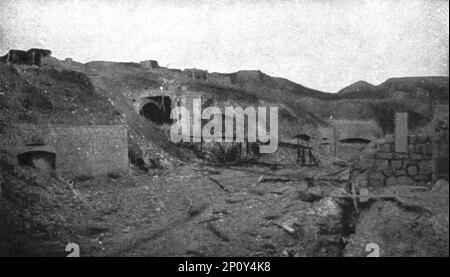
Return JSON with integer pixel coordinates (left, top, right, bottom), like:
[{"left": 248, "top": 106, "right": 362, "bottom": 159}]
[
  {"left": 362, "top": 132, "right": 448, "bottom": 187},
  {"left": 0, "top": 49, "right": 52, "bottom": 67},
  {"left": 208, "top": 73, "right": 233, "bottom": 87},
  {"left": 139, "top": 60, "right": 159, "bottom": 70},
  {"left": 184, "top": 69, "right": 208, "bottom": 81}
]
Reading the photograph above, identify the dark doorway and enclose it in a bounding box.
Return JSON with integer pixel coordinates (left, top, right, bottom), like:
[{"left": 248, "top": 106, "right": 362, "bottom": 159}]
[
  {"left": 140, "top": 96, "right": 172, "bottom": 124},
  {"left": 338, "top": 138, "right": 371, "bottom": 144},
  {"left": 337, "top": 138, "right": 371, "bottom": 161},
  {"left": 17, "top": 151, "right": 56, "bottom": 171},
  {"left": 293, "top": 134, "right": 311, "bottom": 142}
]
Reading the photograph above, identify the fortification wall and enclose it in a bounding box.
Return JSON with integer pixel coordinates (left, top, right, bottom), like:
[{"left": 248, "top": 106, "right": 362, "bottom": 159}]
[
  {"left": 362, "top": 132, "right": 448, "bottom": 187},
  {"left": 2, "top": 124, "right": 129, "bottom": 178}
]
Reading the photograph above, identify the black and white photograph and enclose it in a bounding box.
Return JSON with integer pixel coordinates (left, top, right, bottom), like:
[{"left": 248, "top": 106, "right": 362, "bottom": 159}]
[{"left": 0, "top": 0, "right": 448, "bottom": 259}]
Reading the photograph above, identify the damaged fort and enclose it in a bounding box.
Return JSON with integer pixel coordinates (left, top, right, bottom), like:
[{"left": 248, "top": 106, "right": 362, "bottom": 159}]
[{"left": 0, "top": 48, "right": 448, "bottom": 257}]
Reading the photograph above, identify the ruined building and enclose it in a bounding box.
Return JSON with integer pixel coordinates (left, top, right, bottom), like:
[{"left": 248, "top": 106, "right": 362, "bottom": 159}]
[
  {"left": 0, "top": 48, "right": 52, "bottom": 67},
  {"left": 1, "top": 124, "right": 129, "bottom": 178},
  {"left": 140, "top": 60, "right": 159, "bottom": 70}
]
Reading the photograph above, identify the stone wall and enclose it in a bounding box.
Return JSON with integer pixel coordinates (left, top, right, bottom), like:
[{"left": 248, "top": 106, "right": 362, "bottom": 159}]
[
  {"left": 365, "top": 132, "right": 447, "bottom": 187},
  {"left": 1, "top": 124, "right": 129, "bottom": 178}
]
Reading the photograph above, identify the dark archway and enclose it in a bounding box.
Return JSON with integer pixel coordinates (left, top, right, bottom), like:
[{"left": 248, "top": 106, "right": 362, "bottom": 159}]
[
  {"left": 293, "top": 134, "right": 311, "bottom": 142},
  {"left": 17, "top": 151, "right": 56, "bottom": 171},
  {"left": 337, "top": 138, "right": 372, "bottom": 161},
  {"left": 338, "top": 138, "right": 371, "bottom": 144},
  {"left": 140, "top": 96, "right": 172, "bottom": 124}
]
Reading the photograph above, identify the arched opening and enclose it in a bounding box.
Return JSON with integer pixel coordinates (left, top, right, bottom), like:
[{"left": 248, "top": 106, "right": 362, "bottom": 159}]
[
  {"left": 338, "top": 138, "right": 371, "bottom": 144},
  {"left": 293, "top": 134, "right": 311, "bottom": 142},
  {"left": 140, "top": 96, "right": 172, "bottom": 124},
  {"left": 337, "top": 138, "right": 372, "bottom": 161},
  {"left": 17, "top": 151, "right": 56, "bottom": 171}
]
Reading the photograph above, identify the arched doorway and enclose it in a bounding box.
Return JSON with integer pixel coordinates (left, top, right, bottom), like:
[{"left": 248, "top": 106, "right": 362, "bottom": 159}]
[
  {"left": 337, "top": 138, "right": 372, "bottom": 161},
  {"left": 140, "top": 96, "right": 172, "bottom": 124},
  {"left": 17, "top": 150, "right": 56, "bottom": 171}
]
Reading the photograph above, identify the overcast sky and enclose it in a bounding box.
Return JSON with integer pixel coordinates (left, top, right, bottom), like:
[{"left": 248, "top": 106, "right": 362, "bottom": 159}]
[{"left": 0, "top": 0, "right": 448, "bottom": 92}]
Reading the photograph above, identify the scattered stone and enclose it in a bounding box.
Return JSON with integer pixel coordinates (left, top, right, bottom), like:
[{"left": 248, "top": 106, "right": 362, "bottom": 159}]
[
  {"left": 311, "top": 198, "right": 342, "bottom": 217},
  {"left": 406, "top": 165, "right": 418, "bottom": 176},
  {"left": 207, "top": 222, "right": 230, "bottom": 242},
  {"left": 225, "top": 193, "right": 248, "bottom": 204},
  {"left": 430, "top": 179, "right": 449, "bottom": 194}
]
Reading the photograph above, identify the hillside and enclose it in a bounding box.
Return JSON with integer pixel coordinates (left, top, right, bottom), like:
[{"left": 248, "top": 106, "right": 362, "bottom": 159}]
[
  {"left": 2, "top": 53, "right": 448, "bottom": 145},
  {"left": 339, "top": 76, "right": 449, "bottom": 101},
  {"left": 0, "top": 63, "right": 123, "bottom": 129}
]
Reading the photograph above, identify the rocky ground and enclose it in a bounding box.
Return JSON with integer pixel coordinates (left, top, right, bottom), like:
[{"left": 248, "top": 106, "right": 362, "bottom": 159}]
[{"left": 1, "top": 160, "right": 448, "bottom": 257}]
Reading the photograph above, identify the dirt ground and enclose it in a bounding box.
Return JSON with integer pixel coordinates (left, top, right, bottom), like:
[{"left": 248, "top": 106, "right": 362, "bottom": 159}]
[
  {"left": 0, "top": 161, "right": 348, "bottom": 256},
  {"left": 0, "top": 160, "right": 448, "bottom": 257}
]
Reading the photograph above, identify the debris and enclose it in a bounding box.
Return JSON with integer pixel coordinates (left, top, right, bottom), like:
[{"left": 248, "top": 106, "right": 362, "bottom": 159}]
[
  {"left": 327, "top": 168, "right": 351, "bottom": 182},
  {"left": 258, "top": 176, "right": 292, "bottom": 183},
  {"left": 186, "top": 202, "right": 209, "bottom": 217},
  {"left": 64, "top": 178, "right": 92, "bottom": 208},
  {"left": 207, "top": 176, "right": 230, "bottom": 192},
  {"left": 207, "top": 222, "right": 230, "bottom": 242},
  {"left": 345, "top": 200, "right": 449, "bottom": 257},
  {"left": 264, "top": 214, "right": 281, "bottom": 220},
  {"left": 350, "top": 172, "right": 366, "bottom": 211},
  {"left": 311, "top": 197, "right": 343, "bottom": 217},
  {"left": 430, "top": 179, "right": 449, "bottom": 194},
  {"left": 184, "top": 197, "right": 192, "bottom": 213},
  {"left": 275, "top": 222, "right": 296, "bottom": 235},
  {"left": 212, "top": 208, "right": 231, "bottom": 215},
  {"left": 269, "top": 186, "right": 293, "bottom": 195},
  {"left": 257, "top": 175, "right": 264, "bottom": 183},
  {"left": 359, "top": 188, "right": 369, "bottom": 203},
  {"left": 196, "top": 216, "right": 222, "bottom": 224},
  {"left": 298, "top": 190, "right": 322, "bottom": 202},
  {"left": 248, "top": 187, "right": 265, "bottom": 196},
  {"left": 225, "top": 193, "right": 248, "bottom": 204}
]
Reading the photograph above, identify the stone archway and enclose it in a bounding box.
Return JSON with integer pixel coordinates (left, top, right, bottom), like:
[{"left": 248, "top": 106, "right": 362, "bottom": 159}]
[
  {"left": 140, "top": 96, "right": 172, "bottom": 124},
  {"left": 17, "top": 150, "right": 56, "bottom": 171},
  {"left": 337, "top": 137, "right": 372, "bottom": 161}
]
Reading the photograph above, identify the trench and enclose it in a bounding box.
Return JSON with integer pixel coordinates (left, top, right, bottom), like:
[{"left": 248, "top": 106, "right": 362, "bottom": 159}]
[
  {"left": 299, "top": 194, "right": 362, "bottom": 256},
  {"left": 336, "top": 201, "right": 359, "bottom": 256}
]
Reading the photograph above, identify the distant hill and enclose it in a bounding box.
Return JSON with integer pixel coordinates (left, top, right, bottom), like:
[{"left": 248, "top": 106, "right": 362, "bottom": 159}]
[
  {"left": 339, "top": 76, "right": 449, "bottom": 101},
  {"left": 207, "top": 70, "right": 448, "bottom": 132},
  {"left": 338, "top": 80, "right": 379, "bottom": 98}
]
